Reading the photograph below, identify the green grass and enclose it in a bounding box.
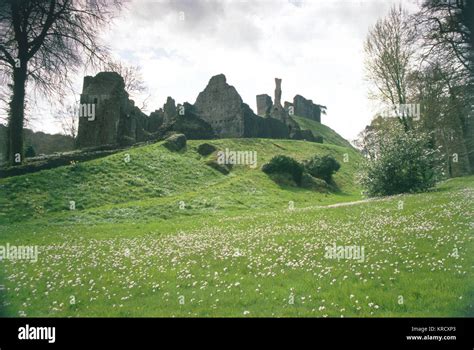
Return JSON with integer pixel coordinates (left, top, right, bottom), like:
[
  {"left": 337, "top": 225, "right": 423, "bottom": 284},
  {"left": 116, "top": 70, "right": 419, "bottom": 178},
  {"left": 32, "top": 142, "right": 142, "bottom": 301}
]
[
  {"left": 0, "top": 138, "right": 362, "bottom": 225},
  {"left": 0, "top": 138, "right": 472, "bottom": 317},
  {"left": 293, "top": 115, "right": 355, "bottom": 149}
]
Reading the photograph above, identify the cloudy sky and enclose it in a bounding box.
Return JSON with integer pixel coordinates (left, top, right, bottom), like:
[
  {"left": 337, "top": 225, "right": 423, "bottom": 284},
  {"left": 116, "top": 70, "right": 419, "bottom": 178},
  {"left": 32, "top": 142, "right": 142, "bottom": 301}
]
[{"left": 32, "top": 0, "right": 420, "bottom": 142}]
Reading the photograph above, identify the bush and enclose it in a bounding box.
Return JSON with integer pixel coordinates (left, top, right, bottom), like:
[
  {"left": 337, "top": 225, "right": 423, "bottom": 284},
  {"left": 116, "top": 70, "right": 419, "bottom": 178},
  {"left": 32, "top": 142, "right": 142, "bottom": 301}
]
[
  {"left": 359, "top": 125, "right": 442, "bottom": 197},
  {"left": 197, "top": 143, "right": 217, "bottom": 156},
  {"left": 25, "top": 145, "right": 36, "bottom": 158},
  {"left": 163, "top": 133, "right": 187, "bottom": 152},
  {"left": 262, "top": 155, "right": 304, "bottom": 185},
  {"left": 304, "top": 155, "right": 340, "bottom": 183}
]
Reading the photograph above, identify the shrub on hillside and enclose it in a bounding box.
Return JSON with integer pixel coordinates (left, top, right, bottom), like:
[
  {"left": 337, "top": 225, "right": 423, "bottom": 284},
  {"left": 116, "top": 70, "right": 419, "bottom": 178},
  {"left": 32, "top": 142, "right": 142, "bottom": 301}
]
[
  {"left": 25, "top": 145, "right": 36, "bottom": 158},
  {"left": 163, "top": 133, "right": 187, "bottom": 152},
  {"left": 304, "top": 155, "right": 340, "bottom": 183},
  {"left": 359, "top": 125, "right": 443, "bottom": 197},
  {"left": 262, "top": 155, "right": 304, "bottom": 185},
  {"left": 197, "top": 143, "right": 217, "bottom": 156}
]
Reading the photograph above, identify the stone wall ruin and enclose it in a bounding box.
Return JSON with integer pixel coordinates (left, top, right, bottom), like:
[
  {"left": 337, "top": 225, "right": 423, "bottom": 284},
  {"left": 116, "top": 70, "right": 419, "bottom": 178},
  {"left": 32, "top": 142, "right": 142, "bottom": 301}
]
[{"left": 75, "top": 72, "right": 327, "bottom": 150}]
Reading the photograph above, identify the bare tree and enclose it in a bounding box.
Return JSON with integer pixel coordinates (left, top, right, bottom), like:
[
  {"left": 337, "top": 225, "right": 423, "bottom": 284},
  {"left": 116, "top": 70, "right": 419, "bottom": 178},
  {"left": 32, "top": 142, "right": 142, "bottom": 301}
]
[
  {"left": 353, "top": 124, "right": 377, "bottom": 160},
  {"left": 417, "top": 0, "right": 473, "bottom": 79},
  {"left": 413, "top": 0, "right": 474, "bottom": 174},
  {"left": 364, "top": 5, "right": 417, "bottom": 130},
  {"left": 354, "top": 115, "right": 399, "bottom": 161},
  {"left": 0, "top": 70, "right": 9, "bottom": 123},
  {"left": 0, "top": 0, "right": 121, "bottom": 166},
  {"left": 54, "top": 100, "right": 78, "bottom": 140},
  {"left": 104, "top": 59, "right": 150, "bottom": 110},
  {"left": 104, "top": 60, "right": 146, "bottom": 97}
]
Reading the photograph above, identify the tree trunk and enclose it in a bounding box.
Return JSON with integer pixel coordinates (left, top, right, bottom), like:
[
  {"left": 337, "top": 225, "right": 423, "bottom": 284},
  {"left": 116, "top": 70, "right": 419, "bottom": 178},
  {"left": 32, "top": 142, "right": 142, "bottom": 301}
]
[{"left": 7, "top": 63, "right": 27, "bottom": 166}]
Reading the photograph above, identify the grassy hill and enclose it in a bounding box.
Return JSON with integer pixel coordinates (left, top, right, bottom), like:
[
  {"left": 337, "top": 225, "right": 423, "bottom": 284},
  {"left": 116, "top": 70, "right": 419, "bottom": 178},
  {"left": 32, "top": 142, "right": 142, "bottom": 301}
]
[
  {"left": 0, "top": 138, "right": 362, "bottom": 225},
  {"left": 293, "top": 116, "right": 354, "bottom": 149}
]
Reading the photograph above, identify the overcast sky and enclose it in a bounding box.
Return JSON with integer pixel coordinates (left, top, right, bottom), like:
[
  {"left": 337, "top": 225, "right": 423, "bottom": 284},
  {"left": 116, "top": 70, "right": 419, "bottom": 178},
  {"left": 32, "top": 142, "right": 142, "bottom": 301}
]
[{"left": 30, "top": 0, "right": 420, "bottom": 142}]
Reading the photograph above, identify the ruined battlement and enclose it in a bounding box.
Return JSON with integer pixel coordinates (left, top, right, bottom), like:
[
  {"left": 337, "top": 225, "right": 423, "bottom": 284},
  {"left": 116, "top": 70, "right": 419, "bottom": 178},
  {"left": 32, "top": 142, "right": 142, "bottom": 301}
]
[
  {"left": 291, "top": 94, "right": 326, "bottom": 123},
  {"left": 257, "top": 81, "right": 327, "bottom": 124},
  {"left": 75, "top": 72, "right": 325, "bottom": 149},
  {"left": 76, "top": 72, "right": 145, "bottom": 148},
  {"left": 256, "top": 94, "right": 272, "bottom": 117}
]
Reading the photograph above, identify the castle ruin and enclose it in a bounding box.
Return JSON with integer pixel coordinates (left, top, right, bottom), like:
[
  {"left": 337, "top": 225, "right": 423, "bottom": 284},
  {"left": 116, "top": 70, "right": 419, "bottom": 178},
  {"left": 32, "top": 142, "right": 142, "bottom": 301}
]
[
  {"left": 75, "top": 72, "right": 326, "bottom": 149},
  {"left": 76, "top": 72, "right": 149, "bottom": 148}
]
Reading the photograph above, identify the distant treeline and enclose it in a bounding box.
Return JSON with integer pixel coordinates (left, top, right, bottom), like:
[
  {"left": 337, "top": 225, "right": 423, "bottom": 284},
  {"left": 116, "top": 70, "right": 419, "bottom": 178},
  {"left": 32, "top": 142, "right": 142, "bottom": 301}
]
[{"left": 0, "top": 124, "right": 74, "bottom": 162}]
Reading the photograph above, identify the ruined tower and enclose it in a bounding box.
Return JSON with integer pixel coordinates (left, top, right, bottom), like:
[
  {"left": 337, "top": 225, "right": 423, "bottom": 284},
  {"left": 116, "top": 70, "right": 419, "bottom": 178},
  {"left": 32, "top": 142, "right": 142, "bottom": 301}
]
[
  {"left": 292, "top": 95, "right": 325, "bottom": 123},
  {"left": 270, "top": 78, "right": 290, "bottom": 122},
  {"left": 274, "top": 78, "right": 282, "bottom": 107},
  {"left": 256, "top": 94, "right": 272, "bottom": 116},
  {"left": 256, "top": 78, "right": 322, "bottom": 142},
  {"left": 75, "top": 72, "right": 148, "bottom": 148},
  {"left": 193, "top": 74, "right": 290, "bottom": 139}
]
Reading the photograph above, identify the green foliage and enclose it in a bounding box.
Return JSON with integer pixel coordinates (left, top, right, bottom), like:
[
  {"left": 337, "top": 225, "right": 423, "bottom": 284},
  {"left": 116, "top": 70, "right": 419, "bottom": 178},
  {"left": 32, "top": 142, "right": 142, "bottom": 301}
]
[
  {"left": 25, "top": 145, "right": 36, "bottom": 158},
  {"left": 359, "top": 125, "right": 443, "bottom": 196},
  {"left": 262, "top": 155, "right": 304, "bottom": 185},
  {"left": 0, "top": 124, "right": 74, "bottom": 161},
  {"left": 197, "top": 143, "right": 217, "bottom": 156},
  {"left": 305, "top": 155, "right": 341, "bottom": 183}
]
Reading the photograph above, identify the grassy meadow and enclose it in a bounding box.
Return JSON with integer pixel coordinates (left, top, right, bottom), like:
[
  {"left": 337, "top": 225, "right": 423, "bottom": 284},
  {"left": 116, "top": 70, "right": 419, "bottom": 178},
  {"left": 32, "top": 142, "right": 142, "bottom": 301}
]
[{"left": 0, "top": 138, "right": 472, "bottom": 317}]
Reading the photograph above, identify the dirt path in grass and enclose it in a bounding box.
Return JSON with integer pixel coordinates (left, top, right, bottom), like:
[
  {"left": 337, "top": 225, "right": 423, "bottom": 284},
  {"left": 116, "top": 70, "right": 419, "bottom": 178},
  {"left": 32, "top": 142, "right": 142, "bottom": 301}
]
[{"left": 317, "top": 197, "right": 388, "bottom": 209}]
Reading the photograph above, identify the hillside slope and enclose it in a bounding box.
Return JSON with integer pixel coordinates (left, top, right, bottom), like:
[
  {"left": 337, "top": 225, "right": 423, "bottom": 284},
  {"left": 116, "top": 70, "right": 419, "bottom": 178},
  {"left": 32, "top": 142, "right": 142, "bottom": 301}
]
[
  {"left": 293, "top": 116, "right": 354, "bottom": 149},
  {"left": 0, "top": 138, "right": 362, "bottom": 225}
]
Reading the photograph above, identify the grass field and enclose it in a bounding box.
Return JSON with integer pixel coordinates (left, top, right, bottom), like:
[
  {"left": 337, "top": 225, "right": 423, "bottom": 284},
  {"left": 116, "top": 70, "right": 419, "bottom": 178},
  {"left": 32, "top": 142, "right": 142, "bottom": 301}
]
[
  {"left": 0, "top": 138, "right": 472, "bottom": 317},
  {"left": 293, "top": 115, "right": 355, "bottom": 149}
]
